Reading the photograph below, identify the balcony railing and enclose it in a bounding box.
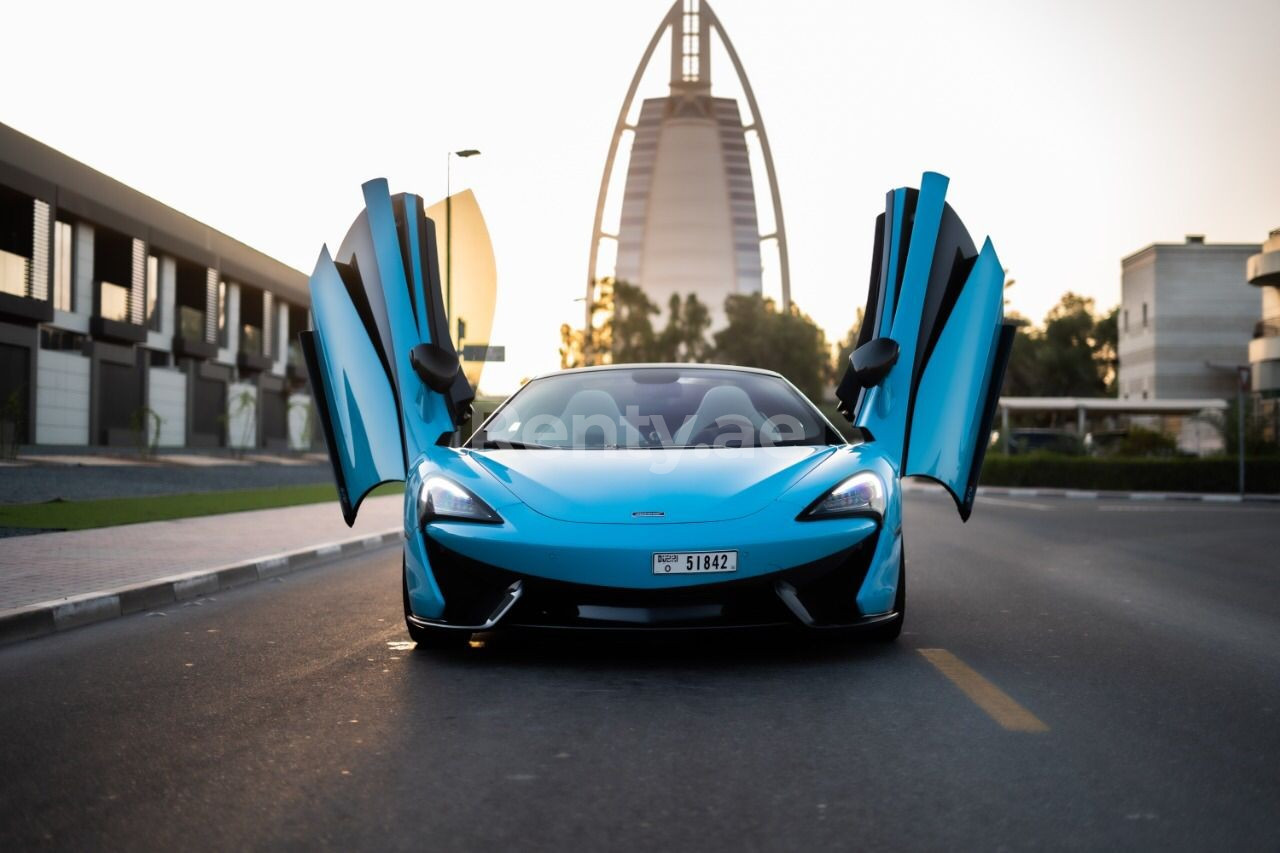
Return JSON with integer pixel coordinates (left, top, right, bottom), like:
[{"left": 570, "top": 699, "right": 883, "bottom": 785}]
[{"left": 1254, "top": 319, "right": 1280, "bottom": 339}]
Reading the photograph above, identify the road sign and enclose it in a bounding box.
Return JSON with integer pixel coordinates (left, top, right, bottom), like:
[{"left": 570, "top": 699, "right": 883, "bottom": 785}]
[{"left": 461, "top": 344, "right": 505, "bottom": 362}]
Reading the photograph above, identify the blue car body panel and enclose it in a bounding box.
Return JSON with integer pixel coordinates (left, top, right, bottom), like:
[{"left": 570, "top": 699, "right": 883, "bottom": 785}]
[{"left": 302, "top": 172, "right": 1008, "bottom": 630}]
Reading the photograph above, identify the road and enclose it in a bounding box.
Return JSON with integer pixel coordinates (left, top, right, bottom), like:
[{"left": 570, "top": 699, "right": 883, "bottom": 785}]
[{"left": 1, "top": 492, "right": 1277, "bottom": 850}]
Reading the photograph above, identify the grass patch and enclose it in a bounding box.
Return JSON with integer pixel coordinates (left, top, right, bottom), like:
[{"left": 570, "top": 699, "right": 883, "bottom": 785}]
[{"left": 0, "top": 482, "right": 402, "bottom": 532}]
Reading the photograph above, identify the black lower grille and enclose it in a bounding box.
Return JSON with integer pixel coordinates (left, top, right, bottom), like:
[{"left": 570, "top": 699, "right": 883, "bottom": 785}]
[{"left": 424, "top": 531, "right": 881, "bottom": 629}]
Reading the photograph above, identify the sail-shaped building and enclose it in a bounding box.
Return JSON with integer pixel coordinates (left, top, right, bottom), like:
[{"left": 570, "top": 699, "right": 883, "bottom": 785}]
[{"left": 586, "top": 0, "right": 789, "bottom": 331}]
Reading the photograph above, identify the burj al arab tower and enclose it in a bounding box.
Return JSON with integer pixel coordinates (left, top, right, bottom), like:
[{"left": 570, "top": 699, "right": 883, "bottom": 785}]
[{"left": 586, "top": 0, "right": 790, "bottom": 330}]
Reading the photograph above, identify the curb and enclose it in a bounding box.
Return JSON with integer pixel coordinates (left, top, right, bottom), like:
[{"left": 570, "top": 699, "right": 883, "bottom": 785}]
[
  {"left": 975, "top": 486, "right": 1280, "bottom": 503},
  {"left": 903, "top": 482, "right": 1280, "bottom": 504},
  {"left": 0, "top": 529, "right": 401, "bottom": 648}
]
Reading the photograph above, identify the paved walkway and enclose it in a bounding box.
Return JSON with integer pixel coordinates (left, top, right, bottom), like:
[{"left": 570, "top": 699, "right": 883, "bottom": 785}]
[{"left": 0, "top": 496, "right": 400, "bottom": 614}]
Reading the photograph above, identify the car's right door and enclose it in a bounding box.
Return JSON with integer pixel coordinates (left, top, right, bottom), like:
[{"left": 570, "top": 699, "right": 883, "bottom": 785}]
[{"left": 836, "top": 172, "right": 1015, "bottom": 520}]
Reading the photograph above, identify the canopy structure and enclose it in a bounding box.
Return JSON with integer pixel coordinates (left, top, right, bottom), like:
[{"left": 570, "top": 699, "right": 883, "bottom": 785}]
[{"left": 997, "top": 396, "right": 1227, "bottom": 438}]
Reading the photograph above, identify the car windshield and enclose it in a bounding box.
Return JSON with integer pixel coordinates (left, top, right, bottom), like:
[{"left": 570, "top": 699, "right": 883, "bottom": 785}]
[{"left": 475, "top": 367, "right": 842, "bottom": 450}]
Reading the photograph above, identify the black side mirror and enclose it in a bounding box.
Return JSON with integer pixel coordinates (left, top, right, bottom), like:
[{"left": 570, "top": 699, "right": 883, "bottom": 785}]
[
  {"left": 849, "top": 337, "right": 900, "bottom": 388},
  {"left": 409, "top": 343, "right": 460, "bottom": 393}
]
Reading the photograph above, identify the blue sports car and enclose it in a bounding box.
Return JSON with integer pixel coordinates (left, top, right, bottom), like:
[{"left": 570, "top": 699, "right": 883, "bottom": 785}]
[{"left": 301, "top": 171, "right": 1012, "bottom": 647}]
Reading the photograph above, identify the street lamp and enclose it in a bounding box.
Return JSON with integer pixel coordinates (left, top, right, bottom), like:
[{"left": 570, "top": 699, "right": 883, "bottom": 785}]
[{"left": 446, "top": 149, "right": 481, "bottom": 343}]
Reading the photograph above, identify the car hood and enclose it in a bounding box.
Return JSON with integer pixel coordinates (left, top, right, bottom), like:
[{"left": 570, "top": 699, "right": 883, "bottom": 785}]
[{"left": 468, "top": 446, "right": 838, "bottom": 524}]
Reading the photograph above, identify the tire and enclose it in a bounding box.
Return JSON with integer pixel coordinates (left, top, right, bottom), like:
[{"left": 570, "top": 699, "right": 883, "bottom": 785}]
[
  {"left": 402, "top": 558, "right": 472, "bottom": 649},
  {"left": 866, "top": 540, "right": 905, "bottom": 642}
]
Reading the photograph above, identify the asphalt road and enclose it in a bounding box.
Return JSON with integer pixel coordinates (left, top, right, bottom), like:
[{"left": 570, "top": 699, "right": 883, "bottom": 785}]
[{"left": 1, "top": 492, "right": 1277, "bottom": 851}]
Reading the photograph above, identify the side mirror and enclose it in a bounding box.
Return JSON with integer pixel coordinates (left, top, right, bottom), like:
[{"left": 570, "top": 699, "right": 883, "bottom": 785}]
[
  {"left": 849, "top": 337, "right": 900, "bottom": 388},
  {"left": 409, "top": 343, "right": 460, "bottom": 393}
]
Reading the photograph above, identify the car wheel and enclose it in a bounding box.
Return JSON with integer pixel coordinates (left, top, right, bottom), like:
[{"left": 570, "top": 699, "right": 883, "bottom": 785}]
[
  {"left": 402, "top": 557, "right": 472, "bottom": 649},
  {"left": 867, "top": 540, "right": 905, "bottom": 642}
]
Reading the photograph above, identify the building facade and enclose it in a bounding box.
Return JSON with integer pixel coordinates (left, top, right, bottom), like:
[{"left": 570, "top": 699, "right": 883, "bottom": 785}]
[
  {"left": 1117, "top": 235, "right": 1260, "bottom": 400},
  {"left": 587, "top": 0, "right": 789, "bottom": 331},
  {"left": 1246, "top": 228, "right": 1280, "bottom": 394},
  {"left": 0, "top": 123, "right": 313, "bottom": 451}
]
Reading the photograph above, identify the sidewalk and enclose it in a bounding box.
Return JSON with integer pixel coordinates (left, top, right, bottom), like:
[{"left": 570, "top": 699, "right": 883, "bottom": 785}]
[{"left": 0, "top": 495, "right": 401, "bottom": 644}]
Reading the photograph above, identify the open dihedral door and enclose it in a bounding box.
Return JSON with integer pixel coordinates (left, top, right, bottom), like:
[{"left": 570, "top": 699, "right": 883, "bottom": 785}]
[
  {"left": 835, "top": 172, "right": 1015, "bottom": 521},
  {"left": 300, "top": 179, "right": 474, "bottom": 526}
]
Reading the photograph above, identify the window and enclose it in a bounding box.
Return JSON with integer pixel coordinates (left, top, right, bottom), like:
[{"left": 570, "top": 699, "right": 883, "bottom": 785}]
[
  {"left": 40, "top": 328, "right": 86, "bottom": 352},
  {"left": 179, "top": 305, "right": 204, "bottom": 340},
  {"left": 1142, "top": 302, "right": 1148, "bottom": 328},
  {"left": 480, "top": 366, "right": 841, "bottom": 449},
  {"left": 53, "top": 221, "right": 73, "bottom": 311},
  {"left": 99, "top": 282, "right": 129, "bottom": 322},
  {"left": 174, "top": 259, "right": 207, "bottom": 341},
  {"left": 1122, "top": 309, "right": 1129, "bottom": 333},
  {"left": 94, "top": 227, "right": 134, "bottom": 322},
  {"left": 239, "top": 284, "right": 264, "bottom": 356},
  {"left": 217, "top": 280, "right": 228, "bottom": 346},
  {"left": 241, "top": 323, "right": 263, "bottom": 356},
  {"left": 146, "top": 254, "right": 159, "bottom": 331},
  {"left": 0, "top": 185, "right": 34, "bottom": 298}
]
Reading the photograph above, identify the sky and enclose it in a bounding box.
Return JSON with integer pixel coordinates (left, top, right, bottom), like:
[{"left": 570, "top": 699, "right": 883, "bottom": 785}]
[{"left": 3, "top": 0, "right": 1278, "bottom": 394}]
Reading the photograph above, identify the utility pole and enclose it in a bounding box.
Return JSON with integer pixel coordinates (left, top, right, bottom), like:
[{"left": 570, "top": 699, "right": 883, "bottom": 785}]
[
  {"left": 1236, "top": 366, "right": 1250, "bottom": 498},
  {"left": 1206, "top": 361, "right": 1252, "bottom": 497},
  {"left": 446, "top": 149, "right": 481, "bottom": 343}
]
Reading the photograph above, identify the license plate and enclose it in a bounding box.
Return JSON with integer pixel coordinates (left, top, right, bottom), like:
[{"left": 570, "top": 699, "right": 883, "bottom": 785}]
[{"left": 652, "top": 550, "right": 738, "bottom": 575}]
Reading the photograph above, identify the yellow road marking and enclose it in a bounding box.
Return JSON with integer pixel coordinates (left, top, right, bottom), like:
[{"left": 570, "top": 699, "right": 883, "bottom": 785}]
[{"left": 918, "top": 648, "right": 1049, "bottom": 733}]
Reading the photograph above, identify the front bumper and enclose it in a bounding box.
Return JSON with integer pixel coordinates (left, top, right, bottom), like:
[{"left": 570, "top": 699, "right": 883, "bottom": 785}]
[{"left": 408, "top": 526, "right": 891, "bottom": 632}]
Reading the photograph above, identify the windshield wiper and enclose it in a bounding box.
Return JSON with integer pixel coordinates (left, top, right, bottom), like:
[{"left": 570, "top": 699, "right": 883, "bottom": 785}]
[{"left": 477, "top": 439, "right": 557, "bottom": 450}]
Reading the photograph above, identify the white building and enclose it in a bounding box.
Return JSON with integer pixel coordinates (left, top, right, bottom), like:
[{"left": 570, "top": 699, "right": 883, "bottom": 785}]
[
  {"left": 1246, "top": 228, "right": 1280, "bottom": 394},
  {"left": 1118, "top": 235, "right": 1260, "bottom": 400},
  {"left": 586, "top": 0, "right": 789, "bottom": 331},
  {"left": 0, "top": 122, "right": 314, "bottom": 451}
]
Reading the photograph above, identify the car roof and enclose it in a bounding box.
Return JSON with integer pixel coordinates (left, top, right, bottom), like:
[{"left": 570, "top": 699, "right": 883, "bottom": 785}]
[{"left": 526, "top": 363, "right": 784, "bottom": 383}]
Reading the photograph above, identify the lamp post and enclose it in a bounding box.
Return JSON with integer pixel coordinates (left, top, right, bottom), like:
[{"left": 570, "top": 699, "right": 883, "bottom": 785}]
[{"left": 446, "top": 149, "right": 481, "bottom": 343}]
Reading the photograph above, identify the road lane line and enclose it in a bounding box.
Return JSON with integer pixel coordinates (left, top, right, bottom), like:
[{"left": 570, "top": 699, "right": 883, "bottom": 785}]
[
  {"left": 917, "top": 649, "right": 1049, "bottom": 733},
  {"left": 1097, "top": 505, "right": 1279, "bottom": 513},
  {"left": 980, "top": 496, "right": 1053, "bottom": 511}
]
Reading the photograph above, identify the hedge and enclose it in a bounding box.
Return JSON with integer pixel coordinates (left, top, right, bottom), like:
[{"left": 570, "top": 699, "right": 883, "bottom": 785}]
[{"left": 978, "top": 453, "right": 1280, "bottom": 494}]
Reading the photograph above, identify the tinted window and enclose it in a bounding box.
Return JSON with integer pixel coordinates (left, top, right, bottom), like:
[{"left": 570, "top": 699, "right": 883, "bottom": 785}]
[{"left": 478, "top": 367, "right": 841, "bottom": 449}]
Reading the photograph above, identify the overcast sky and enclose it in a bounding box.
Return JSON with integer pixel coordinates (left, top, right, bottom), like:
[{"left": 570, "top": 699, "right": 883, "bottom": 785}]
[{"left": 3, "top": 0, "right": 1277, "bottom": 393}]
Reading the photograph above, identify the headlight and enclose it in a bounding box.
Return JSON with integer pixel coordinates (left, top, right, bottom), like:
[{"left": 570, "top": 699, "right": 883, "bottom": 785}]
[
  {"left": 799, "top": 471, "right": 885, "bottom": 521},
  {"left": 418, "top": 476, "right": 502, "bottom": 525}
]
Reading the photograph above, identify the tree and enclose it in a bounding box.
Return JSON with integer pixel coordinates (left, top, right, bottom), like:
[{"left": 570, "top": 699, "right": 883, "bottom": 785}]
[
  {"left": 833, "top": 307, "right": 865, "bottom": 378},
  {"left": 559, "top": 278, "right": 615, "bottom": 369},
  {"left": 610, "top": 281, "right": 660, "bottom": 363},
  {"left": 561, "top": 287, "right": 833, "bottom": 401},
  {"left": 711, "top": 294, "right": 832, "bottom": 401},
  {"left": 1002, "top": 292, "right": 1119, "bottom": 399},
  {"left": 1093, "top": 306, "right": 1118, "bottom": 394},
  {"left": 563, "top": 282, "right": 713, "bottom": 367},
  {"left": 657, "top": 293, "right": 712, "bottom": 362}
]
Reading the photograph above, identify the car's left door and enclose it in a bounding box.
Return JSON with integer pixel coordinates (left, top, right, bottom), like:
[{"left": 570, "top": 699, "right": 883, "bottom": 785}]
[{"left": 300, "top": 179, "right": 473, "bottom": 525}]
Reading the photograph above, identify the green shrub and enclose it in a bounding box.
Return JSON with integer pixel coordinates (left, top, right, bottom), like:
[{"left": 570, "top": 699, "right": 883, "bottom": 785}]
[
  {"left": 1108, "top": 426, "right": 1178, "bottom": 458},
  {"left": 979, "top": 453, "right": 1280, "bottom": 493}
]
